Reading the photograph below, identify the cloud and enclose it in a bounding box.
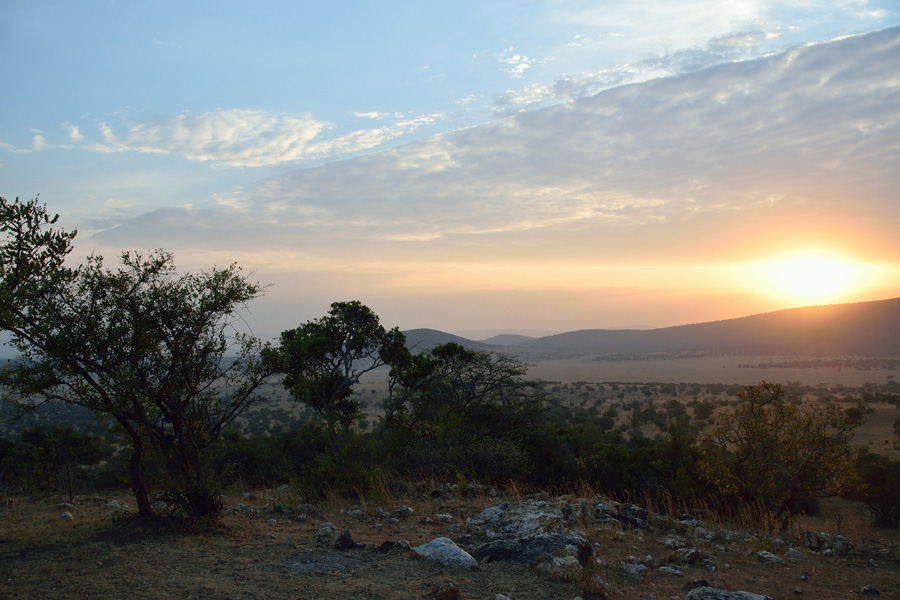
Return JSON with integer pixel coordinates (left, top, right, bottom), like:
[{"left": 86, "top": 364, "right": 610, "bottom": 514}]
[
  {"left": 93, "top": 28, "right": 900, "bottom": 270},
  {"left": 77, "top": 108, "right": 445, "bottom": 167},
  {"left": 497, "top": 47, "right": 537, "bottom": 78}
]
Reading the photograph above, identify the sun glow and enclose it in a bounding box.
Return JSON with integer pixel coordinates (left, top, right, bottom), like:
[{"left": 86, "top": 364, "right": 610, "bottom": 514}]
[{"left": 763, "top": 253, "right": 864, "bottom": 305}]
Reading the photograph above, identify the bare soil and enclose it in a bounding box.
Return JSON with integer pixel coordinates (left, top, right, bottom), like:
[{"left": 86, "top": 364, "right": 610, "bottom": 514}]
[{"left": 2, "top": 489, "right": 899, "bottom": 600}]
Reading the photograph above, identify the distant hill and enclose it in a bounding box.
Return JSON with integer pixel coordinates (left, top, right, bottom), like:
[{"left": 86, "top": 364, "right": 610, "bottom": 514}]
[
  {"left": 515, "top": 298, "right": 900, "bottom": 357},
  {"left": 404, "top": 298, "right": 900, "bottom": 358},
  {"left": 479, "top": 334, "right": 535, "bottom": 346},
  {"left": 402, "top": 328, "right": 495, "bottom": 352}
]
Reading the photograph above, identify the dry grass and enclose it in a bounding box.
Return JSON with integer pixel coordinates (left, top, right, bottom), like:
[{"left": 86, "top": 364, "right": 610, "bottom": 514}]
[{"left": 1, "top": 486, "right": 898, "bottom": 600}]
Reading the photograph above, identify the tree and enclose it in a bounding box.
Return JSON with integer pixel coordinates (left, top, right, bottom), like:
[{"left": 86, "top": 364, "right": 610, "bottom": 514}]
[
  {"left": 6, "top": 426, "right": 105, "bottom": 502},
  {"left": 270, "top": 301, "right": 408, "bottom": 456},
  {"left": 386, "top": 342, "right": 551, "bottom": 480},
  {"left": 698, "top": 381, "right": 859, "bottom": 529},
  {"left": 0, "top": 197, "right": 272, "bottom": 520}
]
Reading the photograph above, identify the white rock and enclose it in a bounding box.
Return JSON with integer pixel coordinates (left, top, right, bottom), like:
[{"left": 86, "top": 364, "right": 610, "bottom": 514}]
[{"left": 413, "top": 537, "right": 479, "bottom": 569}]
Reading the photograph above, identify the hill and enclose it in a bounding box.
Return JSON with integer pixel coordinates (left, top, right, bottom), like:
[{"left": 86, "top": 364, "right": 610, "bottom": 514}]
[
  {"left": 405, "top": 298, "right": 900, "bottom": 358},
  {"left": 401, "top": 328, "right": 496, "bottom": 352},
  {"left": 479, "top": 334, "right": 535, "bottom": 346},
  {"left": 517, "top": 298, "right": 900, "bottom": 356}
]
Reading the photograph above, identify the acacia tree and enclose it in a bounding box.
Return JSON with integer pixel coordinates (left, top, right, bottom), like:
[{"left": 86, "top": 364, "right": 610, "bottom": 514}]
[
  {"left": 385, "top": 342, "right": 551, "bottom": 479},
  {"left": 0, "top": 197, "right": 272, "bottom": 520},
  {"left": 698, "top": 381, "right": 859, "bottom": 529},
  {"left": 271, "top": 301, "right": 408, "bottom": 456}
]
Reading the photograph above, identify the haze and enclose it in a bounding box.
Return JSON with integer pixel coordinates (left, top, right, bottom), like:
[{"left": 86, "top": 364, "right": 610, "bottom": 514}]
[{"left": 2, "top": 2, "right": 899, "bottom": 342}]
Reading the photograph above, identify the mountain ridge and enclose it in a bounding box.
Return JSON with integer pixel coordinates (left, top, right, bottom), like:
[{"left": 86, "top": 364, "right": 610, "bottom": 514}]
[{"left": 403, "top": 298, "right": 900, "bottom": 357}]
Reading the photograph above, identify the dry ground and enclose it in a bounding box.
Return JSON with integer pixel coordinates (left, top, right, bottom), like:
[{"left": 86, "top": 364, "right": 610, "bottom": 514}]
[{"left": 2, "top": 488, "right": 899, "bottom": 600}]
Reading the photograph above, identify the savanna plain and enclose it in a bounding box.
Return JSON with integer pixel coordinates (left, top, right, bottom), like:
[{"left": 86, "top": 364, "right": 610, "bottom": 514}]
[{"left": 2, "top": 352, "right": 899, "bottom": 600}]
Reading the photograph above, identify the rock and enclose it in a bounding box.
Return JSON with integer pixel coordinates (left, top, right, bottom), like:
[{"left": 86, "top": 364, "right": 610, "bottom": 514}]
[
  {"left": 276, "top": 484, "right": 290, "bottom": 492},
  {"left": 315, "top": 523, "right": 337, "bottom": 546},
  {"left": 785, "top": 548, "right": 806, "bottom": 560},
  {"left": 674, "top": 547, "right": 705, "bottom": 565},
  {"left": 618, "top": 562, "right": 647, "bottom": 583},
  {"left": 472, "top": 533, "right": 593, "bottom": 565},
  {"left": 334, "top": 529, "right": 365, "bottom": 550},
  {"left": 436, "top": 513, "right": 453, "bottom": 523},
  {"left": 393, "top": 505, "right": 414, "bottom": 519},
  {"left": 475, "top": 500, "right": 566, "bottom": 539},
  {"left": 106, "top": 500, "right": 129, "bottom": 509},
  {"left": 375, "top": 507, "right": 389, "bottom": 518},
  {"left": 533, "top": 547, "right": 583, "bottom": 582},
  {"left": 58, "top": 512, "right": 73, "bottom": 519},
  {"left": 430, "top": 582, "right": 460, "bottom": 600},
  {"left": 375, "top": 540, "right": 410, "bottom": 554},
  {"left": 830, "top": 535, "right": 853, "bottom": 557},
  {"left": 57, "top": 502, "right": 75, "bottom": 509},
  {"left": 658, "top": 566, "right": 683, "bottom": 576},
  {"left": 229, "top": 502, "right": 258, "bottom": 518},
  {"left": 684, "top": 586, "right": 773, "bottom": 600},
  {"left": 860, "top": 585, "right": 880, "bottom": 596},
  {"left": 414, "top": 537, "right": 479, "bottom": 569},
  {"left": 756, "top": 550, "right": 784, "bottom": 565}
]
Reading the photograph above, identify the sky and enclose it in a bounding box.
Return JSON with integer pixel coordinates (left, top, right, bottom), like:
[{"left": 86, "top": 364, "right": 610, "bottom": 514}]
[{"left": 2, "top": 1, "right": 899, "bottom": 341}]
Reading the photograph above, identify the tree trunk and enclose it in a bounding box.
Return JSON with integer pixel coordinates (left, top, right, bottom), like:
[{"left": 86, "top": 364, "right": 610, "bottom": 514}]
[{"left": 129, "top": 442, "right": 153, "bottom": 517}]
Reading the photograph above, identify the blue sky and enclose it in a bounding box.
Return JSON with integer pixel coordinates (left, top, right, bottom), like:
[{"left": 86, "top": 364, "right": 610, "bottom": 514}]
[{"left": 2, "top": 1, "right": 899, "bottom": 340}]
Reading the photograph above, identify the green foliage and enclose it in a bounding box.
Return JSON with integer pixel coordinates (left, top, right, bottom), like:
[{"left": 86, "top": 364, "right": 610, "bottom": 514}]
[
  {"left": 270, "top": 301, "right": 408, "bottom": 455},
  {"left": 851, "top": 451, "right": 900, "bottom": 527},
  {"left": 0, "top": 197, "right": 272, "bottom": 520},
  {"left": 698, "top": 381, "right": 859, "bottom": 529},
  {"left": 384, "top": 343, "right": 550, "bottom": 481},
  {"left": 2, "top": 426, "right": 104, "bottom": 501}
]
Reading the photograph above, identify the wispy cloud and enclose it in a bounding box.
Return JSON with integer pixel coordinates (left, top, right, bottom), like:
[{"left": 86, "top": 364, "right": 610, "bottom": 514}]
[
  {"left": 54, "top": 109, "right": 446, "bottom": 168},
  {"left": 93, "top": 28, "right": 900, "bottom": 269}
]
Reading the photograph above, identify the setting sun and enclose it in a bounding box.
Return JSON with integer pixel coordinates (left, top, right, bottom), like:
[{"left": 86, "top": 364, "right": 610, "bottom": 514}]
[{"left": 764, "top": 254, "right": 861, "bottom": 304}]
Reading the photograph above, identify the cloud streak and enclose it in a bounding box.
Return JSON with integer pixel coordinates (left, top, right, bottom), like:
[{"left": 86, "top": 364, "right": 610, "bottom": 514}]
[
  {"left": 92, "top": 28, "right": 899, "bottom": 270},
  {"left": 66, "top": 109, "right": 443, "bottom": 168}
]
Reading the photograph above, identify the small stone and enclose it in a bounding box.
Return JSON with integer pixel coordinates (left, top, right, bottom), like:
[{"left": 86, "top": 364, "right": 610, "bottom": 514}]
[
  {"left": 58, "top": 512, "right": 73, "bottom": 519},
  {"left": 860, "top": 585, "right": 880, "bottom": 596},
  {"left": 393, "top": 505, "right": 414, "bottom": 518},
  {"left": 756, "top": 550, "right": 784, "bottom": 564}
]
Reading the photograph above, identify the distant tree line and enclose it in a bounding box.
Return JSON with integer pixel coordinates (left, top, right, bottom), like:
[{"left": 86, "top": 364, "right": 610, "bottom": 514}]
[{"left": 1, "top": 197, "right": 897, "bottom": 529}]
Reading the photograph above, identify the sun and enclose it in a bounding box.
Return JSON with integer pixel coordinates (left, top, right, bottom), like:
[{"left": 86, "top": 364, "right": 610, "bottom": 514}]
[{"left": 763, "top": 253, "right": 859, "bottom": 305}]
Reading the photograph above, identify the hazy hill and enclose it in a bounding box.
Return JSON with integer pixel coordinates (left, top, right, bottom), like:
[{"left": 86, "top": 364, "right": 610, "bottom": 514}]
[
  {"left": 515, "top": 298, "right": 900, "bottom": 356},
  {"left": 404, "top": 298, "right": 900, "bottom": 358},
  {"left": 479, "top": 334, "right": 535, "bottom": 346},
  {"left": 402, "top": 328, "right": 496, "bottom": 351}
]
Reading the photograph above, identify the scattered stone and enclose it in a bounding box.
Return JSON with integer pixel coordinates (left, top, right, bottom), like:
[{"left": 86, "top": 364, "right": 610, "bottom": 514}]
[
  {"left": 860, "top": 585, "right": 880, "bottom": 596},
  {"left": 533, "top": 547, "right": 583, "bottom": 582},
  {"left": 58, "top": 511, "right": 73, "bottom": 519},
  {"left": 436, "top": 513, "right": 453, "bottom": 523},
  {"left": 106, "top": 500, "right": 129, "bottom": 509},
  {"left": 315, "top": 523, "right": 337, "bottom": 546},
  {"left": 375, "top": 540, "right": 410, "bottom": 554},
  {"left": 414, "top": 537, "right": 479, "bottom": 569},
  {"left": 229, "top": 502, "right": 259, "bottom": 518},
  {"left": 266, "top": 518, "right": 277, "bottom": 524},
  {"left": 684, "top": 586, "right": 773, "bottom": 600},
  {"left": 334, "top": 529, "right": 365, "bottom": 550},
  {"left": 393, "top": 505, "right": 414, "bottom": 519},
  {"left": 674, "top": 547, "right": 705, "bottom": 565},
  {"left": 658, "top": 566, "right": 683, "bottom": 576},
  {"left": 618, "top": 562, "right": 647, "bottom": 583},
  {"left": 756, "top": 550, "right": 785, "bottom": 565},
  {"left": 472, "top": 533, "right": 593, "bottom": 565},
  {"left": 375, "top": 507, "right": 389, "bottom": 518},
  {"left": 57, "top": 502, "right": 75, "bottom": 509},
  {"left": 430, "top": 582, "right": 460, "bottom": 600}
]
